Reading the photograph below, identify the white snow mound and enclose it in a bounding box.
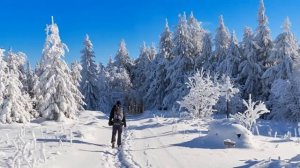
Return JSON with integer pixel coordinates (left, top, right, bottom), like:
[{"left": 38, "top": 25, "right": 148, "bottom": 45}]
[{"left": 204, "top": 118, "right": 255, "bottom": 148}]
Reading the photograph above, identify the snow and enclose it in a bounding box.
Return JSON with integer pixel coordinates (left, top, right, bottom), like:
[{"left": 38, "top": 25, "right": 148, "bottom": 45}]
[
  {"left": 203, "top": 118, "right": 255, "bottom": 148},
  {"left": 1, "top": 110, "right": 300, "bottom": 168}
]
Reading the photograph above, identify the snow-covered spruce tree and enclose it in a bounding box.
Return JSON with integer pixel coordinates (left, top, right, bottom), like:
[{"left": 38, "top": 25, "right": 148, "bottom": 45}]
[
  {"left": 80, "top": 34, "right": 100, "bottom": 110},
  {"left": 178, "top": 70, "right": 221, "bottom": 119},
  {"left": 97, "top": 62, "right": 111, "bottom": 113},
  {"left": 268, "top": 79, "right": 297, "bottom": 121},
  {"left": 188, "top": 12, "right": 205, "bottom": 67},
  {"left": 6, "top": 50, "right": 27, "bottom": 88},
  {"left": 239, "top": 27, "right": 252, "bottom": 66},
  {"left": 144, "top": 19, "right": 173, "bottom": 109},
  {"left": 71, "top": 61, "right": 85, "bottom": 112},
  {"left": 255, "top": 0, "right": 273, "bottom": 67},
  {"left": 0, "top": 49, "right": 7, "bottom": 105},
  {"left": 231, "top": 94, "right": 269, "bottom": 131},
  {"left": 200, "top": 32, "right": 213, "bottom": 70},
  {"left": 267, "top": 19, "right": 300, "bottom": 122},
  {"left": 3, "top": 49, "right": 37, "bottom": 122},
  {"left": 132, "top": 43, "right": 152, "bottom": 95},
  {"left": 107, "top": 65, "right": 132, "bottom": 93},
  {"left": 0, "top": 68, "right": 32, "bottom": 124},
  {"left": 25, "top": 62, "right": 35, "bottom": 98},
  {"left": 238, "top": 27, "right": 263, "bottom": 100},
  {"left": 71, "top": 61, "right": 82, "bottom": 86},
  {"left": 188, "top": 12, "right": 212, "bottom": 70},
  {"left": 218, "top": 32, "right": 242, "bottom": 79},
  {"left": 114, "top": 39, "right": 134, "bottom": 76},
  {"left": 163, "top": 13, "right": 195, "bottom": 110},
  {"left": 142, "top": 44, "right": 157, "bottom": 108},
  {"left": 159, "top": 19, "right": 173, "bottom": 61},
  {"left": 262, "top": 18, "right": 299, "bottom": 94},
  {"left": 211, "top": 15, "right": 230, "bottom": 72},
  {"left": 35, "top": 17, "right": 83, "bottom": 121},
  {"left": 254, "top": 0, "right": 273, "bottom": 100}
]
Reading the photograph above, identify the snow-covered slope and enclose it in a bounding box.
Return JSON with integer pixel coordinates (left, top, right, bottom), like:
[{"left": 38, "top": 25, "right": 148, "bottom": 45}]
[{"left": 1, "top": 111, "right": 300, "bottom": 168}]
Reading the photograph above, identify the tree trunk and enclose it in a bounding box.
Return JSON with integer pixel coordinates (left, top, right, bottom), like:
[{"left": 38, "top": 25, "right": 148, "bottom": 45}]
[{"left": 226, "top": 100, "right": 229, "bottom": 118}]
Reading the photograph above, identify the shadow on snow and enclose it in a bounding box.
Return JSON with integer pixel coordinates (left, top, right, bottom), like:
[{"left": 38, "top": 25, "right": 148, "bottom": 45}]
[{"left": 36, "top": 138, "right": 106, "bottom": 147}]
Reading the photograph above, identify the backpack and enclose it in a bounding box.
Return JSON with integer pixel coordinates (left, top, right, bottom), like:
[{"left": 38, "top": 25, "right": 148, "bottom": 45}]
[{"left": 113, "top": 105, "right": 123, "bottom": 122}]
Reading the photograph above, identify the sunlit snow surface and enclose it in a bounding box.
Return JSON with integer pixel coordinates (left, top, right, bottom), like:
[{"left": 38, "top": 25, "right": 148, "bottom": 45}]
[{"left": 1, "top": 111, "right": 300, "bottom": 168}]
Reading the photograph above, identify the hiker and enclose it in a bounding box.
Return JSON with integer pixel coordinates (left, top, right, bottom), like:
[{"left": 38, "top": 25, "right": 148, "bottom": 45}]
[{"left": 108, "top": 101, "right": 127, "bottom": 148}]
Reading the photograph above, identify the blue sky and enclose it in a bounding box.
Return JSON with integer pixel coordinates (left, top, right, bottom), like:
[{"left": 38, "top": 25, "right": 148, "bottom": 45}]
[{"left": 0, "top": 0, "right": 300, "bottom": 66}]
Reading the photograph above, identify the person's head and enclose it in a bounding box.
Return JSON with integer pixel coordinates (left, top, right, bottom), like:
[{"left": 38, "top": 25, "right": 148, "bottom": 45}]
[{"left": 116, "top": 101, "right": 121, "bottom": 106}]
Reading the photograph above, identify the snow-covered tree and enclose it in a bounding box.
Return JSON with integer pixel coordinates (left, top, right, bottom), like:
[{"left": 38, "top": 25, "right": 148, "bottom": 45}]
[
  {"left": 238, "top": 27, "right": 263, "bottom": 100},
  {"left": 71, "top": 61, "right": 82, "bottom": 86},
  {"left": 262, "top": 18, "right": 299, "bottom": 96},
  {"left": 188, "top": 12, "right": 205, "bottom": 60},
  {"left": 268, "top": 27, "right": 300, "bottom": 121},
  {"left": 142, "top": 44, "right": 157, "bottom": 107},
  {"left": 98, "top": 63, "right": 111, "bottom": 113},
  {"left": 132, "top": 43, "right": 152, "bottom": 94},
  {"left": 159, "top": 19, "right": 173, "bottom": 61},
  {"left": 80, "top": 34, "right": 100, "bottom": 110},
  {"left": 268, "top": 79, "right": 300, "bottom": 121},
  {"left": 163, "top": 13, "right": 195, "bottom": 109},
  {"left": 107, "top": 66, "right": 132, "bottom": 92},
  {"left": 71, "top": 61, "right": 85, "bottom": 112},
  {"left": 6, "top": 50, "right": 27, "bottom": 87},
  {"left": 231, "top": 94, "right": 269, "bottom": 131},
  {"left": 239, "top": 27, "right": 253, "bottom": 64},
  {"left": 219, "top": 75, "right": 239, "bottom": 118},
  {"left": 0, "top": 69, "right": 32, "bottom": 124},
  {"left": 178, "top": 70, "right": 221, "bottom": 119},
  {"left": 35, "top": 17, "right": 83, "bottom": 121},
  {"left": 212, "top": 15, "right": 230, "bottom": 71},
  {"left": 0, "top": 49, "right": 7, "bottom": 104},
  {"left": 255, "top": 0, "right": 273, "bottom": 67},
  {"left": 187, "top": 12, "right": 212, "bottom": 69},
  {"left": 114, "top": 39, "right": 134, "bottom": 75},
  {"left": 144, "top": 20, "right": 173, "bottom": 109},
  {"left": 200, "top": 32, "right": 213, "bottom": 70},
  {"left": 218, "top": 32, "right": 242, "bottom": 78},
  {"left": 25, "top": 62, "right": 35, "bottom": 98}
]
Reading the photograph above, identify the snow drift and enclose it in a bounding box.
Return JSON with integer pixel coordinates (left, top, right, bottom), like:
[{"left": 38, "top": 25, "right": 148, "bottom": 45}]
[{"left": 203, "top": 119, "right": 255, "bottom": 148}]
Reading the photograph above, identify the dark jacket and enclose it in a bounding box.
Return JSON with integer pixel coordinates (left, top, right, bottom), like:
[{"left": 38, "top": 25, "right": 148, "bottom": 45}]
[{"left": 109, "top": 105, "right": 126, "bottom": 127}]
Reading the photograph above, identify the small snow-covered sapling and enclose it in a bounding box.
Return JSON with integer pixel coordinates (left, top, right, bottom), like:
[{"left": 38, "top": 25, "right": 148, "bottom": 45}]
[
  {"left": 31, "top": 130, "right": 36, "bottom": 150},
  {"left": 70, "top": 128, "right": 73, "bottom": 144},
  {"left": 255, "top": 126, "right": 260, "bottom": 135},
  {"left": 274, "top": 131, "right": 278, "bottom": 138},
  {"left": 6, "top": 133, "right": 10, "bottom": 145},
  {"left": 59, "top": 138, "right": 63, "bottom": 148},
  {"left": 298, "top": 122, "right": 300, "bottom": 137},
  {"left": 268, "top": 128, "right": 272, "bottom": 137},
  {"left": 40, "top": 143, "right": 46, "bottom": 163}
]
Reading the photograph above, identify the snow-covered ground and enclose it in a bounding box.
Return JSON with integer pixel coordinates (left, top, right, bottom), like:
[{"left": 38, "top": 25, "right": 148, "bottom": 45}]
[{"left": 1, "top": 110, "right": 300, "bottom": 168}]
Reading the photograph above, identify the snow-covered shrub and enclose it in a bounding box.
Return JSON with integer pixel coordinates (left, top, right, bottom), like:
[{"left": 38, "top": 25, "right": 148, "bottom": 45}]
[
  {"left": 231, "top": 94, "right": 270, "bottom": 131},
  {"left": 178, "top": 69, "right": 221, "bottom": 119}
]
